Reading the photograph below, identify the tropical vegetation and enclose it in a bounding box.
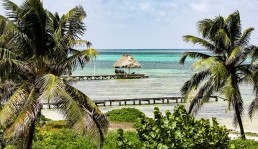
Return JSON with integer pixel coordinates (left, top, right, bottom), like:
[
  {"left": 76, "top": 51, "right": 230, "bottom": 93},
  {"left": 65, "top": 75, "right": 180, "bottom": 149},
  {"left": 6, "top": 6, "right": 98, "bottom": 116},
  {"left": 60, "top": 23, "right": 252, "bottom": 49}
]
[
  {"left": 105, "top": 108, "right": 145, "bottom": 123},
  {"left": 134, "top": 105, "right": 229, "bottom": 148},
  {"left": 179, "top": 11, "right": 258, "bottom": 139},
  {"left": 0, "top": 0, "right": 108, "bottom": 148}
]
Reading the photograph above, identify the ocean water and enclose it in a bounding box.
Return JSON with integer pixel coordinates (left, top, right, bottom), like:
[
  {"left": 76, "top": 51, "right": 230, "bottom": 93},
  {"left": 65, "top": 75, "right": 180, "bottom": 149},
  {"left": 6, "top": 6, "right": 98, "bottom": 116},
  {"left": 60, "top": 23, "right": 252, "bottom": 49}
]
[{"left": 71, "top": 49, "right": 258, "bottom": 132}]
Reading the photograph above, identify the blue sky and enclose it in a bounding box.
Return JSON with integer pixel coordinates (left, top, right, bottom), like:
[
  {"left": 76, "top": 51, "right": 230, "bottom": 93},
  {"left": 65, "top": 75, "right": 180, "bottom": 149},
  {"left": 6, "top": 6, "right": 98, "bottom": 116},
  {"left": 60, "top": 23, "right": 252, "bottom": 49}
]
[{"left": 1, "top": 0, "right": 258, "bottom": 49}]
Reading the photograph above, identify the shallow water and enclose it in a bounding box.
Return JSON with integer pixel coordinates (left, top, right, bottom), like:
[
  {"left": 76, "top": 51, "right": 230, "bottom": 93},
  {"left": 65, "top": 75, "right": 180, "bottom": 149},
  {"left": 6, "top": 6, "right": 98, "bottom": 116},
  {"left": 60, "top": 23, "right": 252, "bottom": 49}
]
[{"left": 62, "top": 49, "right": 258, "bottom": 132}]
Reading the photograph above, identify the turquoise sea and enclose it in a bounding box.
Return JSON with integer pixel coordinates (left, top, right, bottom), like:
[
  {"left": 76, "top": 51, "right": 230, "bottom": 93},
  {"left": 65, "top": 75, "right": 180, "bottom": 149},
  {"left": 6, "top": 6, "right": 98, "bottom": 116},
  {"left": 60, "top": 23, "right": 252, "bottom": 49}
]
[{"left": 71, "top": 49, "right": 258, "bottom": 132}]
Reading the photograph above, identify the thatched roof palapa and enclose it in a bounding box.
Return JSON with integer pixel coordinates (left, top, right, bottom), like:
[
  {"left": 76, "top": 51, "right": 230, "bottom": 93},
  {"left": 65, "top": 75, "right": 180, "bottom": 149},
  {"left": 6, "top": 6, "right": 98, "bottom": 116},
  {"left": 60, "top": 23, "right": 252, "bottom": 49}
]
[{"left": 113, "top": 54, "right": 141, "bottom": 68}]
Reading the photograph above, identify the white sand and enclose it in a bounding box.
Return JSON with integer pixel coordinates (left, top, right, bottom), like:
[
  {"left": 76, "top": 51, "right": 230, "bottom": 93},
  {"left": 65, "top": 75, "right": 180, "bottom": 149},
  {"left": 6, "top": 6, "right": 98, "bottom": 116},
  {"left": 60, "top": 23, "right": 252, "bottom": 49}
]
[
  {"left": 41, "top": 109, "right": 64, "bottom": 120},
  {"left": 41, "top": 108, "right": 258, "bottom": 140}
]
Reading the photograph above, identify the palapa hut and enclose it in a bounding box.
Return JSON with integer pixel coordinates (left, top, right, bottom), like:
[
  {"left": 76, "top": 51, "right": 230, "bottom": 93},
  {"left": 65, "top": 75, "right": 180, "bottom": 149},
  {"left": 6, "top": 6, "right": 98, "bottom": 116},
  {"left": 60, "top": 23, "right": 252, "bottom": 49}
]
[{"left": 113, "top": 54, "right": 141, "bottom": 74}]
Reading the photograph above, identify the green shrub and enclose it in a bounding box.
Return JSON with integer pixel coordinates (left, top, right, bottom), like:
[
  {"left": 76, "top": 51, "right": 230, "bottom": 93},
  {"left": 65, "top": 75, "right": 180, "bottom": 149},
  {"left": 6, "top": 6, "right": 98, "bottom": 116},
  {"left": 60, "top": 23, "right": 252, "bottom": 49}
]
[
  {"left": 33, "top": 129, "right": 95, "bottom": 149},
  {"left": 134, "top": 105, "right": 230, "bottom": 149},
  {"left": 103, "top": 130, "right": 140, "bottom": 149},
  {"left": 105, "top": 108, "right": 145, "bottom": 122},
  {"left": 230, "top": 139, "right": 258, "bottom": 149}
]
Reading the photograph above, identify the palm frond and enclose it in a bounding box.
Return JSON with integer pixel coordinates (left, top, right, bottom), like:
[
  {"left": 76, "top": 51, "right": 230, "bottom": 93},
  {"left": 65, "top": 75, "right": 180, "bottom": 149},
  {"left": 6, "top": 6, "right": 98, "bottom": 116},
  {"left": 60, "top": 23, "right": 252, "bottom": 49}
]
[
  {"left": 249, "top": 97, "right": 258, "bottom": 119},
  {"left": 0, "top": 83, "right": 28, "bottom": 128},
  {"left": 179, "top": 52, "right": 211, "bottom": 64},
  {"left": 2, "top": 0, "right": 20, "bottom": 21},
  {"left": 188, "top": 79, "right": 213, "bottom": 115},
  {"left": 0, "top": 59, "right": 31, "bottom": 80},
  {"left": 209, "top": 16, "right": 225, "bottom": 40},
  {"left": 70, "top": 40, "right": 92, "bottom": 48},
  {"left": 55, "top": 48, "right": 98, "bottom": 74},
  {"left": 215, "top": 28, "right": 231, "bottom": 49},
  {"left": 0, "top": 80, "right": 17, "bottom": 104},
  {"left": 237, "top": 64, "right": 254, "bottom": 84},
  {"left": 37, "top": 74, "right": 65, "bottom": 103},
  {"left": 220, "top": 75, "right": 235, "bottom": 111},
  {"left": 58, "top": 5, "right": 86, "bottom": 40},
  {"left": 249, "top": 46, "right": 258, "bottom": 63},
  {"left": 226, "top": 46, "right": 241, "bottom": 65},
  {"left": 237, "top": 28, "right": 254, "bottom": 47},
  {"left": 65, "top": 85, "right": 109, "bottom": 145},
  {"left": 5, "top": 88, "right": 39, "bottom": 139},
  {"left": 197, "top": 19, "right": 213, "bottom": 38},
  {"left": 183, "top": 35, "right": 215, "bottom": 51},
  {"left": 192, "top": 56, "right": 219, "bottom": 71},
  {"left": 181, "top": 70, "right": 211, "bottom": 96},
  {"left": 225, "top": 11, "right": 241, "bottom": 42},
  {"left": 210, "top": 61, "right": 228, "bottom": 91},
  {"left": 36, "top": 74, "right": 109, "bottom": 144},
  {"left": 0, "top": 48, "right": 16, "bottom": 59}
]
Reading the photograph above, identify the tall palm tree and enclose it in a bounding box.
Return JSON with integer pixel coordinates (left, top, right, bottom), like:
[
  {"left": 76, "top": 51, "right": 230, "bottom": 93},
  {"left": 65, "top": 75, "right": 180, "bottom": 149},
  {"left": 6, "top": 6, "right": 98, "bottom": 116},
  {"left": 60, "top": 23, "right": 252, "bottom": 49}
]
[
  {"left": 179, "top": 11, "right": 255, "bottom": 139},
  {"left": 0, "top": 0, "right": 108, "bottom": 148}
]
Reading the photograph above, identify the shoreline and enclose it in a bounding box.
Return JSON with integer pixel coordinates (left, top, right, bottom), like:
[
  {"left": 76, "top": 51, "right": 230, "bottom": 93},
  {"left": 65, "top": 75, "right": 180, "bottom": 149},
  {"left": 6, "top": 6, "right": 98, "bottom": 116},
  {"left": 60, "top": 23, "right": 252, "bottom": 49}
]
[{"left": 42, "top": 105, "right": 258, "bottom": 137}]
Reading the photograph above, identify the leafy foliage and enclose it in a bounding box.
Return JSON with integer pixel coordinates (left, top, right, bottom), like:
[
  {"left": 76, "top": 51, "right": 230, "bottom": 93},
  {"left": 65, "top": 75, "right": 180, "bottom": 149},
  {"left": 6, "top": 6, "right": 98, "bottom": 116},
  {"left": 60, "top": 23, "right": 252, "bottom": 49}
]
[
  {"left": 115, "top": 129, "right": 140, "bottom": 149},
  {"left": 230, "top": 139, "right": 258, "bottom": 149},
  {"left": 33, "top": 129, "right": 95, "bottom": 149},
  {"left": 134, "top": 105, "right": 229, "bottom": 149},
  {"left": 2, "top": 124, "right": 258, "bottom": 149},
  {"left": 105, "top": 108, "right": 145, "bottom": 123}
]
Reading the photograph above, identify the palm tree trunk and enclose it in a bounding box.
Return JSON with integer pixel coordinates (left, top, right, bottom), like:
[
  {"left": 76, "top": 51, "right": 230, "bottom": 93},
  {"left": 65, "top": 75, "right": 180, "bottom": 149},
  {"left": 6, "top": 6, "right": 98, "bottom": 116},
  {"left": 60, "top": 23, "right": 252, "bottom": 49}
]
[
  {"left": 234, "top": 98, "right": 246, "bottom": 139},
  {"left": 232, "top": 77, "right": 246, "bottom": 140},
  {"left": 23, "top": 104, "right": 42, "bottom": 149},
  {"left": 23, "top": 117, "right": 36, "bottom": 149}
]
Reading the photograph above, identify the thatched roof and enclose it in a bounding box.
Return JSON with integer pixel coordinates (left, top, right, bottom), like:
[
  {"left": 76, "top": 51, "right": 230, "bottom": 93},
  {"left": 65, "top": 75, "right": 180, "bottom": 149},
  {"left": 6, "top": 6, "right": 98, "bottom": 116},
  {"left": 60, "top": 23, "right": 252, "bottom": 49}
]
[{"left": 113, "top": 54, "right": 141, "bottom": 68}]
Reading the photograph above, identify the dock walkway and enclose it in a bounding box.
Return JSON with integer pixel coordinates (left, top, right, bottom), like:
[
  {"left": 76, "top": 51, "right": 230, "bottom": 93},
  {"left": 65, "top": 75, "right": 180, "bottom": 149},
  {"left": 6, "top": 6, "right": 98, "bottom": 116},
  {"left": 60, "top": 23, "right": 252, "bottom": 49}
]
[
  {"left": 93, "top": 96, "right": 219, "bottom": 106},
  {"left": 42, "top": 96, "right": 220, "bottom": 108},
  {"left": 62, "top": 74, "right": 149, "bottom": 80}
]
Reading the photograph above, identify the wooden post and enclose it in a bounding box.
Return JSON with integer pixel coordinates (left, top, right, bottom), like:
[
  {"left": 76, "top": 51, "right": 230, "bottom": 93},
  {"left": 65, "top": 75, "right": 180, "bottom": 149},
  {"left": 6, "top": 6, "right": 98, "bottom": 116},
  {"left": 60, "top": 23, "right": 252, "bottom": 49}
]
[
  {"left": 167, "top": 99, "right": 169, "bottom": 103},
  {"left": 176, "top": 98, "right": 178, "bottom": 103},
  {"left": 162, "top": 99, "right": 164, "bottom": 104},
  {"left": 110, "top": 101, "right": 112, "bottom": 106},
  {"left": 133, "top": 100, "right": 135, "bottom": 105},
  {"left": 139, "top": 100, "right": 141, "bottom": 105},
  {"left": 148, "top": 100, "right": 150, "bottom": 104},
  {"left": 125, "top": 101, "right": 127, "bottom": 105},
  {"left": 103, "top": 102, "right": 106, "bottom": 106},
  {"left": 154, "top": 99, "right": 155, "bottom": 104},
  {"left": 119, "top": 101, "right": 121, "bottom": 106}
]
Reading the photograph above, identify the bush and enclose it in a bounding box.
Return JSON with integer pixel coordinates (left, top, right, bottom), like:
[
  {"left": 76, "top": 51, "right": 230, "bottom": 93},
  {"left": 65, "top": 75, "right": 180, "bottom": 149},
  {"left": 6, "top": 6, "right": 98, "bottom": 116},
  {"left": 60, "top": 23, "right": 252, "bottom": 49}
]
[
  {"left": 230, "top": 139, "right": 258, "bottom": 149},
  {"left": 103, "top": 130, "right": 140, "bottom": 149},
  {"left": 133, "top": 105, "right": 230, "bottom": 148},
  {"left": 105, "top": 108, "right": 145, "bottom": 122},
  {"left": 33, "top": 129, "right": 95, "bottom": 149}
]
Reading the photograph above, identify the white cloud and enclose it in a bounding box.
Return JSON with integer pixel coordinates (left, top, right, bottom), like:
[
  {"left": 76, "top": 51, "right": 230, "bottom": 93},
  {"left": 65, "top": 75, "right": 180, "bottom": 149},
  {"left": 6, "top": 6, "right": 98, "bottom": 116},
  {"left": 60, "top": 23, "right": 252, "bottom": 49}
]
[
  {"left": 190, "top": 3, "right": 208, "bottom": 12},
  {"left": 138, "top": 2, "right": 152, "bottom": 12}
]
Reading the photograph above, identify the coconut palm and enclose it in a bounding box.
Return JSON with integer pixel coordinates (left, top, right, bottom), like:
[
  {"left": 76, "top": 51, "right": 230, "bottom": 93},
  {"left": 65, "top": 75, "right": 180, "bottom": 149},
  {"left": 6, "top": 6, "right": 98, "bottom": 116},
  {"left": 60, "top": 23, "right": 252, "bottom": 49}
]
[
  {"left": 179, "top": 11, "right": 255, "bottom": 139},
  {"left": 0, "top": 0, "right": 108, "bottom": 148}
]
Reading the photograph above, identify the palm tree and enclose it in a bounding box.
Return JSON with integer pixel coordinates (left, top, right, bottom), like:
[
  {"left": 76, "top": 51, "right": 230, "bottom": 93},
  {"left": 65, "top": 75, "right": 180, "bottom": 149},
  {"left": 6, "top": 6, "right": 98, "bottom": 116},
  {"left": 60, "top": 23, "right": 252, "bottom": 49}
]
[
  {"left": 179, "top": 11, "right": 255, "bottom": 139},
  {"left": 0, "top": 0, "right": 108, "bottom": 148}
]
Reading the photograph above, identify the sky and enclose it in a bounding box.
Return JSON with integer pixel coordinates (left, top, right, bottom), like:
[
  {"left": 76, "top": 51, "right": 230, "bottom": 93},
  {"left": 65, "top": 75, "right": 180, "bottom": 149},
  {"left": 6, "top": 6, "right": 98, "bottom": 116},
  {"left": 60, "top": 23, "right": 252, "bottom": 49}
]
[{"left": 1, "top": 0, "right": 258, "bottom": 49}]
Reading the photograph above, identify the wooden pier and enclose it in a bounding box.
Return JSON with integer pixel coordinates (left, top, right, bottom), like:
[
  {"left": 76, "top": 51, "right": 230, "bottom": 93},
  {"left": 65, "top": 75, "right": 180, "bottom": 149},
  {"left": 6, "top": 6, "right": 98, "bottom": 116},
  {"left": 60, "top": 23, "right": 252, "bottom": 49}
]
[
  {"left": 93, "top": 96, "right": 219, "bottom": 106},
  {"left": 41, "top": 96, "right": 219, "bottom": 109},
  {"left": 62, "top": 74, "right": 149, "bottom": 80}
]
